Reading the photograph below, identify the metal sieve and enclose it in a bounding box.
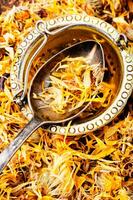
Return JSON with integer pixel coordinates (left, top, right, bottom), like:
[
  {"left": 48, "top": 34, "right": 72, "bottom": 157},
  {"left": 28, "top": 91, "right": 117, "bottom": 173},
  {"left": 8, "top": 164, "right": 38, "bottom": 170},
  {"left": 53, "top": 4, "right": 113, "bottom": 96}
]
[{"left": 10, "top": 14, "right": 133, "bottom": 135}]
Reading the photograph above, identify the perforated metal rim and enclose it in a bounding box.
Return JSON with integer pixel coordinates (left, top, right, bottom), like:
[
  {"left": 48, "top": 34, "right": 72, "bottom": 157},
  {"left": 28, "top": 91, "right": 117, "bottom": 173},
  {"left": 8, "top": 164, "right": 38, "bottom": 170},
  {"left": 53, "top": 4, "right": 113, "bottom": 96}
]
[{"left": 10, "top": 14, "right": 133, "bottom": 135}]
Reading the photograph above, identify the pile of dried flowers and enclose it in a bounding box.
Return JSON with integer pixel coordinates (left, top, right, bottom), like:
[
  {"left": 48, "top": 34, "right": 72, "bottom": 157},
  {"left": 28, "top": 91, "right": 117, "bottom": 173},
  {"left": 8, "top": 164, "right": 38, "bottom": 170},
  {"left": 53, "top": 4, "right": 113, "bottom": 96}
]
[{"left": 0, "top": 0, "right": 132, "bottom": 199}]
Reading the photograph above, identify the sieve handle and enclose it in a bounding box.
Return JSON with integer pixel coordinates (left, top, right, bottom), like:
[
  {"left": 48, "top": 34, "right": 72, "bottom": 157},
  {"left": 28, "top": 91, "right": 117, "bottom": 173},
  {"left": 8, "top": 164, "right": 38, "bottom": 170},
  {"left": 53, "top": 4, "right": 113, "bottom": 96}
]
[{"left": 0, "top": 117, "right": 42, "bottom": 173}]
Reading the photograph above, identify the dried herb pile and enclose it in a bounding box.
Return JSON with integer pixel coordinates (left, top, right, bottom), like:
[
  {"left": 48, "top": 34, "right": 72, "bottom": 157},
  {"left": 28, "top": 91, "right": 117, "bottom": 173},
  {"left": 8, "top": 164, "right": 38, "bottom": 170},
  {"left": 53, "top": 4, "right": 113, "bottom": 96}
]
[
  {"left": 33, "top": 54, "right": 114, "bottom": 115},
  {"left": 0, "top": 0, "right": 133, "bottom": 199}
]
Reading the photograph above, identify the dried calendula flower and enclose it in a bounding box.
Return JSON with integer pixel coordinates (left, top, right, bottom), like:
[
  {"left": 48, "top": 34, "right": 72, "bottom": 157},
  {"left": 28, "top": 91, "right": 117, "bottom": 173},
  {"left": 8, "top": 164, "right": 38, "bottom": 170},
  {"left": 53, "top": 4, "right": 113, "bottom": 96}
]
[
  {"left": 15, "top": 10, "right": 30, "bottom": 21},
  {"left": 85, "top": 0, "right": 103, "bottom": 15},
  {"left": 113, "top": 16, "right": 133, "bottom": 41},
  {"left": 125, "top": 24, "right": 133, "bottom": 41}
]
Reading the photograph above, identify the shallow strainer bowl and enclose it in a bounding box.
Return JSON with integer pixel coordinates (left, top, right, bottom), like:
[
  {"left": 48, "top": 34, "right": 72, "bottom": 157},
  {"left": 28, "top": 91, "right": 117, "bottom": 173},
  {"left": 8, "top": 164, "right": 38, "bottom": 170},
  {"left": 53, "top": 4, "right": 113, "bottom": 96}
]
[{"left": 10, "top": 14, "right": 133, "bottom": 135}]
